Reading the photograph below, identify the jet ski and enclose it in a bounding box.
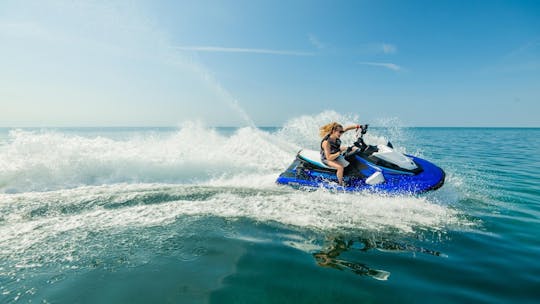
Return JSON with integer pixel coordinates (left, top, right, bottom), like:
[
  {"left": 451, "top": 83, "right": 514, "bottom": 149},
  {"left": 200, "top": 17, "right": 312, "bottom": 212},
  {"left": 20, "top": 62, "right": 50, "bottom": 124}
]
[{"left": 276, "top": 125, "right": 445, "bottom": 194}]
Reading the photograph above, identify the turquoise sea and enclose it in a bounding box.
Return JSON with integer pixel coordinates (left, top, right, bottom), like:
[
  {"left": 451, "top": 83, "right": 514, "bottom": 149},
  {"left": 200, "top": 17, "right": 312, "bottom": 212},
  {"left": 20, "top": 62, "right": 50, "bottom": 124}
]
[{"left": 1, "top": 118, "right": 539, "bottom": 303}]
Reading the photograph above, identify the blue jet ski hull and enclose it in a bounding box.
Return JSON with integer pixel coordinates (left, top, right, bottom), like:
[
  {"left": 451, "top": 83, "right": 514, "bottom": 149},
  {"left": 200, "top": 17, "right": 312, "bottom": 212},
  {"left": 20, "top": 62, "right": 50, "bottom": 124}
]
[{"left": 276, "top": 154, "right": 445, "bottom": 194}]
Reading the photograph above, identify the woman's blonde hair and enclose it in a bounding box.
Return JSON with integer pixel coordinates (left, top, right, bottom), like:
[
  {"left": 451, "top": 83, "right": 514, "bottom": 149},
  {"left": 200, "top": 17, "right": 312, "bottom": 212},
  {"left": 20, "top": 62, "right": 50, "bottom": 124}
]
[{"left": 319, "top": 122, "right": 342, "bottom": 138}]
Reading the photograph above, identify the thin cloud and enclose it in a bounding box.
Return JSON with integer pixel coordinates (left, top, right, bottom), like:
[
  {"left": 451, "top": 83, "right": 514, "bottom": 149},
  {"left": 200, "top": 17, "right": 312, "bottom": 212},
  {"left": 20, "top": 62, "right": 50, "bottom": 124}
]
[
  {"left": 491, "top": 38, "right": 540, "bottom": 72},
  {"left": 381, "top": 43, "right": 397, "bottom": 54},
  {"left": 0, "top": 22, "right": 56, "bottom": 40},
  {"left": 174, "top": 46, "right": 313, "bottom": 56},
  {"left": 308, "top": 33, "right": 325, "bottom": 49},
  {"left": 505, "top": 38, "right": 540, "bottom": 57},
  {"left": 357, "top": 61, "right": 402, "bottom": 71}
]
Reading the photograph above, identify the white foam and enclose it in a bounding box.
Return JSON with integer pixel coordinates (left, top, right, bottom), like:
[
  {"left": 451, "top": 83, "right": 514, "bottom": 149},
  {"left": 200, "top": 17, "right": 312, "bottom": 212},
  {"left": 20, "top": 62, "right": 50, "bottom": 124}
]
[
  {"left": 277, "top": 110, "right": 361, "bottom": 149},
  {"left": 0, "top": 183, "right": 470, "bottom": 264},
  {"left": 0, "top": 124, "right": 296, "bottom": 192}
]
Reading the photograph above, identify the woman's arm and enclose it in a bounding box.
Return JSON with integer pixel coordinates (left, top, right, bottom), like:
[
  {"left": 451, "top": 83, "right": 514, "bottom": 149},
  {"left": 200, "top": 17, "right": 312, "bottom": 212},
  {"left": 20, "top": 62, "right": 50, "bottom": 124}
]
[{"left": 344, "top": 124, "right": 361, "bottom": 132}]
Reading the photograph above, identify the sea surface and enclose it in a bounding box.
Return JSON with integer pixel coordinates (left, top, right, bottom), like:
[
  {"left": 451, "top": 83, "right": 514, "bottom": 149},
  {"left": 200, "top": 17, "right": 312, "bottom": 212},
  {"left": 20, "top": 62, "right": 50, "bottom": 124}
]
[{"left": 1, "top": 116, "right": 539, "bottom": 303}]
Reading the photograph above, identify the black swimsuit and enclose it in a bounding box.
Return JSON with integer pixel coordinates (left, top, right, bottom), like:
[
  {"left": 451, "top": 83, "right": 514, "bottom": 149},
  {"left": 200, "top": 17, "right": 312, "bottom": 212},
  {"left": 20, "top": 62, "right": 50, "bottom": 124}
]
[{"left": 320, "top": 134, "right": 341, "bottom": 162}]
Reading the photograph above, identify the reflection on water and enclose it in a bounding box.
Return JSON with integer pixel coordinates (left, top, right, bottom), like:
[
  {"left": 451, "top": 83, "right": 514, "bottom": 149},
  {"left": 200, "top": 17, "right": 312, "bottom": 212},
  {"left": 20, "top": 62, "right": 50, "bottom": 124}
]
[{"left": 313, "top": 236, "right": 446, "bottom": 281}]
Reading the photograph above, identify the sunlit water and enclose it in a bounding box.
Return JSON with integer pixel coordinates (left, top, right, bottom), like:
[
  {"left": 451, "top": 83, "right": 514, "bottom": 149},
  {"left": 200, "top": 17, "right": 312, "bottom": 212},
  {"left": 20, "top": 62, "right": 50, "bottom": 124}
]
[{"left": 1, "top": 114, "right": 539, "bottom": 303}]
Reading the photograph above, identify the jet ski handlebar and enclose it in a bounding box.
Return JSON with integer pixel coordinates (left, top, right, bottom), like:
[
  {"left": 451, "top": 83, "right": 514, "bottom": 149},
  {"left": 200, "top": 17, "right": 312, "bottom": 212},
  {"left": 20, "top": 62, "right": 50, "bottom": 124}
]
[
  {"left": 359, "top": 124, "right": 369, "bottom": 136},
  {"left": 341, "top": 124, "right": 370, "bottom": 157}
]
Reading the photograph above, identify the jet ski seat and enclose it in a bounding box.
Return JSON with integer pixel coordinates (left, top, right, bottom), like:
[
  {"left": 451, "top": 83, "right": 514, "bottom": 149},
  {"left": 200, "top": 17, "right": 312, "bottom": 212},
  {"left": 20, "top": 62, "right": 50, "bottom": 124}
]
[{"left": 297, "top": 149, "right": 336, "bottom": 170}]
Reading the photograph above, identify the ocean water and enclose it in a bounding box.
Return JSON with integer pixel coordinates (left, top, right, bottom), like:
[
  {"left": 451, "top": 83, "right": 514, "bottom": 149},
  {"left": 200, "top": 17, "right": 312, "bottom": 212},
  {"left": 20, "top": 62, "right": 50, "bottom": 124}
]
[{"left": 1, "top": 116, "right": 539, "bottom": 303}]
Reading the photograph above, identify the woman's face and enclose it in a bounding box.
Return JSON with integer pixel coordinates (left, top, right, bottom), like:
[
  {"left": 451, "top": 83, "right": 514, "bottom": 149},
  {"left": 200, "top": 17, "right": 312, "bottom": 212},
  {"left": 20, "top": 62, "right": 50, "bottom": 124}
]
[{"left": 334, "top": 127, "right": 344, "bottom": 137}]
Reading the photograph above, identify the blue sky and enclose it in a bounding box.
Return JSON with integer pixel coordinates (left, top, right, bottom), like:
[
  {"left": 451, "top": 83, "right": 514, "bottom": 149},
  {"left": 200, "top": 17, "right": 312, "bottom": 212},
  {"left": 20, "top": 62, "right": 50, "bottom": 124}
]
[{"left": 1, "top": 0, "right": 539, "bottom": 127}]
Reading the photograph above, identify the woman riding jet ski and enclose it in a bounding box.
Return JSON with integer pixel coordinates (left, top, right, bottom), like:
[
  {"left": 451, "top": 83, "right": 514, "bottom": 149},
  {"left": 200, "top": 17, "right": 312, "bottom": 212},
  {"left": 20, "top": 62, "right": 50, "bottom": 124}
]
[{"left": 276, "top": 124, "right": 445, "bottom": 194}]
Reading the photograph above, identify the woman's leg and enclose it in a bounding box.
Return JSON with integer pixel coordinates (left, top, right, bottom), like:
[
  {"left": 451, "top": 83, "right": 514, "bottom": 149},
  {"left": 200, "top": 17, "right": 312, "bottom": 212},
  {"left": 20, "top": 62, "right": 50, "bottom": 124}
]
[{"left": 324, "top": 160, "right": 345, "bottom": 185}]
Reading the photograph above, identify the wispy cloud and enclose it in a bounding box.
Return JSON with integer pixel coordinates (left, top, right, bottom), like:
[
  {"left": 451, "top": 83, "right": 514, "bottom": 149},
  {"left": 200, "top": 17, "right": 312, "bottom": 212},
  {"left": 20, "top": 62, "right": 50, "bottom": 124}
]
[
  {"left": 0, "top": 22, "right": 56, "bottom": 40},
  {"left": 174, "top": 46, "right": 313, "bottom": 56},
  {"left": 357, "top": 61, "right": 402, "bottom": 71},
  {"left": 362, "top": 43, "right": 397, "bottom": 55},
  {"left": 505, "top": 37, "right": 540, "bottom": 58},
  {"left": 381, "top": 43, "right": 397, "bottom": 54},
  {"left": 308, "top": 34, "right": 325, "bottom": 49},
  {"left": 489, "top": 37, "right": 540, "bottom": 73}
]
